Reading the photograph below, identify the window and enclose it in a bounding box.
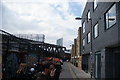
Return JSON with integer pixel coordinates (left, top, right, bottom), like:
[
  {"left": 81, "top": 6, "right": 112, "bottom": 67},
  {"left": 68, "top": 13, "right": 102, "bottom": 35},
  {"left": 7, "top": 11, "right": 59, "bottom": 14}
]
[
  {"left": 94, "top": 0, "right": 98, "bottom": 10},
  {"left": 83, "top": 38, "right": 85, "bottom": 51},
  {"left": 87, "top": 32, "right": 91, "bottom": 43},
  {"left": 82, "top": 21, "right": 85, "bottom": 33},
  {"left": 83, "top": 38, "right": 85, "bottom": 46},
  {"left": 105, "top": 4, "right": 116, "bottom": 29},
  {"left": 87, "top": 10, "right": 90, "bottom": 21},
  {"left": 94, "top": 23, "right": 99, "bottom": 38}
]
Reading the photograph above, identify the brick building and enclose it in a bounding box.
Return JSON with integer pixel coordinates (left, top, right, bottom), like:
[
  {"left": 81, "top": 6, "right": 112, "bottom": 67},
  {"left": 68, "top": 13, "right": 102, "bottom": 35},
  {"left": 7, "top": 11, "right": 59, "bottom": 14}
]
[{"left": 71, "top": 27, "right": 82, "bottom": 69}]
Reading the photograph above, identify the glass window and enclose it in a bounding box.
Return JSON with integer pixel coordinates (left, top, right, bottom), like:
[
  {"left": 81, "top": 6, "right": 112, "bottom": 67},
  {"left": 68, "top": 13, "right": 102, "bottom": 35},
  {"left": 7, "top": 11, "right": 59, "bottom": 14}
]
[
  {"left": 83, "top": 38, "right": 85, "bottom": 51},
  {"left": 87, "top": 32, "right": 91, "bottom": 43},
  {"left": 105, "top": 4, "right": 116, "bottom": 29},
  {"left": 87, "top": 10, "right": 90, "bottom": 21},
  {"left": 94, "top": 23, "right": 99, "bottom": 38},
  {"left": 94, "top": 0, "right": 98, "bottom": 10},
  {"left": 83, "top": 38, "right": 85, "bottom": 46},
  {"left": 82, "top": 21, "right": 85, "bottom": 33}
]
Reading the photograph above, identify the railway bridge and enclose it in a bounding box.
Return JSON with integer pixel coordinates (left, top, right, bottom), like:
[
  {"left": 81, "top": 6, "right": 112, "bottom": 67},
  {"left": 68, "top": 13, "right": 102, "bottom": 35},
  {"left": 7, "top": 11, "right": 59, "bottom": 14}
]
[{"left": 1, "top": 29, "right": 67, "bottom": 79}]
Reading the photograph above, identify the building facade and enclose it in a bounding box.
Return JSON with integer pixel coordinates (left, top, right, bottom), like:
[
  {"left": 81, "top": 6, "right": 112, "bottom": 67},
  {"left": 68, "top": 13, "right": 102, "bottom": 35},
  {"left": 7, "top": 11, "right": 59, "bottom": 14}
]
[
  {"left": 77, "top": 27, "right": 82, "bottom": 69},
  {"left": 56, "top": 38, "right": 63, "bottom": 46},
  {"left": 81, "top": 1, "right": 120, "bottom": 78},
  {"left": 71, "top": 27, "right": 82, "bottom": 69},
  {"left": 71, "top": 44, "right": 75, "bottom": 64}
]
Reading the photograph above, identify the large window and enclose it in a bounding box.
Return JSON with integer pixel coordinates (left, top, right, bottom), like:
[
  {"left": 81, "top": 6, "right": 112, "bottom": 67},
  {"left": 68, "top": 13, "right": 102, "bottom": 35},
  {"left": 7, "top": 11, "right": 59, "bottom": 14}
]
[
  {"left": 87, "top": 10, "right": 90, "bottom": 21},
  {"left": 94, "top": 23, "right": 99, "bottom": 38},
  {"left": 87, "top": 32, "right": 91, "bottom": 43},
  {"left": 82, "top": 21, "right": 85, "bottom": 33},
  {"left": 105, "top": 4, "right": 116, "bottom": 29},
  {"left": 94, "top": 0, "right": 98, "bottom": 10}
]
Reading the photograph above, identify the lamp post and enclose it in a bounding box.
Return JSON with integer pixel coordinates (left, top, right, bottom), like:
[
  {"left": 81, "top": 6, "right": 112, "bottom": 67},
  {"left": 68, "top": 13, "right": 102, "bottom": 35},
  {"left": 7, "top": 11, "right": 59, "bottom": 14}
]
[{"left": 75, "top": 17, "right": 93, "bottom": 78}]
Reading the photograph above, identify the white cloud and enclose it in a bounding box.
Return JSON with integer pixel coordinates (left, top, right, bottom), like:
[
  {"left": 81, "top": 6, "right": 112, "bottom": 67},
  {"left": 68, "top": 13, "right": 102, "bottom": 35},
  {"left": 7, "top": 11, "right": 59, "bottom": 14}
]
[
  {"left": 2, "top": 0, "right": 87, "bottom": 3},
  {"left": 1, "top": 0, "right": 86, "bottom": 49}
]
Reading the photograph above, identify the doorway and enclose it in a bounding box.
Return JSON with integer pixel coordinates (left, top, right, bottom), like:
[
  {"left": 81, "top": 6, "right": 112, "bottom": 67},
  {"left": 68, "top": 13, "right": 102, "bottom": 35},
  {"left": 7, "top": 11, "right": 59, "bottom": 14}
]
[
  {"left": 113, "top": 47, "right": 120, "bottom": 78},
  {"left": 95, "top": 52, "right": 101, "bottom": 78}
]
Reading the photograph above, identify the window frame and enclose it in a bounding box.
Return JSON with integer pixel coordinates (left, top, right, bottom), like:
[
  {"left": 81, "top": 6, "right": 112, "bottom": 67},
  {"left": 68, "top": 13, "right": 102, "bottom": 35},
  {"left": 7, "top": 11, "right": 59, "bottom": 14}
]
[
  {"left": 105, "top": 3, "right": 116, "bottom": 30},
  {"left": 93, "top": 0, "right": 98, "bottom": 10},
  {"left": 83, "top": 38, "right": 85, "bottom": 51},
  {"left": 87, "top": 10, "right": 91, "bottom": 22},
  {"left": 87, "top": 32, "right": 91, "bottom": 43},
  {"left": 93, "top": 23, "right": 99, "bottom": 39},
  {"left": 82, "top": 21, "right": 85, "bottom": 33}
]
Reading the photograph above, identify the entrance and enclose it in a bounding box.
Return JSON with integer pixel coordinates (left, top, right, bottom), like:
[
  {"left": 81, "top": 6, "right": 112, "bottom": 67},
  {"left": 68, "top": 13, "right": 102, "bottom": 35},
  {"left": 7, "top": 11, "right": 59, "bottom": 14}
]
[
  {"left": 82, "top": 54, "right": 90, "bottom": 73},
  {"left": 105, "top": 47, "right": 120, "bottom": 78},
  {"left": 95, "top": 52, "right": 101, "bottom": 78},
  {"left": 113, "top": 47, "right": 120, "bottom": 78}
]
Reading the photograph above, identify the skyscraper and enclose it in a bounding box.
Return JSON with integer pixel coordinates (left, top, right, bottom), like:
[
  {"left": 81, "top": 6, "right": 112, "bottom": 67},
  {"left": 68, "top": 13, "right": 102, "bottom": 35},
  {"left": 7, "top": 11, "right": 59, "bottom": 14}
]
[{"left": 56, "top": 38, "right": 63, "bottom": 46}]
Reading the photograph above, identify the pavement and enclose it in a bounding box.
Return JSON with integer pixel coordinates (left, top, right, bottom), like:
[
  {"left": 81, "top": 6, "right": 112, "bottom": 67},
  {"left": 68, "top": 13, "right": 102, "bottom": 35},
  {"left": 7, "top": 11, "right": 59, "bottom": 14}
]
[
  {"left": 59, "top": 62, "right": 92, "bottom": 80},
  {"left": 59, "top": 62, "right": 76, "bottom": 79}
]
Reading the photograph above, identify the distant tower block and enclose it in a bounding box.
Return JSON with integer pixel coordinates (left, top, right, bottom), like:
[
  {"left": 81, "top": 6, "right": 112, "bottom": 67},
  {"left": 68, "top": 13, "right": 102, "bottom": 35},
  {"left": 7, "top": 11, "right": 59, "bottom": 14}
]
[{"left": 56, "top": 38, "right": 63, "bottom": 46}]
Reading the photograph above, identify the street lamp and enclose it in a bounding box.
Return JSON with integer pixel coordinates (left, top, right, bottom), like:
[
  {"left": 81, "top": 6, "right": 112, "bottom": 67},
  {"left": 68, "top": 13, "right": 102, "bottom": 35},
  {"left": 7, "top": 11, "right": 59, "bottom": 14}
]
[
  {"left": 75, "top": 17, "right": 82, "bottom": 20},
  {"left": 75, "top": 17, "right": 92, "bottom": 20}
]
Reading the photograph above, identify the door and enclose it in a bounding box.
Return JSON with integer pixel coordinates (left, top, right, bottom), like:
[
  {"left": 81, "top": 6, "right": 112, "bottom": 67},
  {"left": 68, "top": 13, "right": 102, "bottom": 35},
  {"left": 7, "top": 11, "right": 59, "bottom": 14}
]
[
  {"left": 95, "top": 52, "right": 101, "bottom": 78},
  {"left": 113, "top": 49, "right": 120, "bottom": 78}
]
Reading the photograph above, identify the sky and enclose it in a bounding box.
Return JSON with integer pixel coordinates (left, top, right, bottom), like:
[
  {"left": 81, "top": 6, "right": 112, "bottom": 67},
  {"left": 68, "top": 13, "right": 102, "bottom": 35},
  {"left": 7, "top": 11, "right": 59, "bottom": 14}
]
[{"left": 0, "top": 0, "right": 87, "bottom": 49}]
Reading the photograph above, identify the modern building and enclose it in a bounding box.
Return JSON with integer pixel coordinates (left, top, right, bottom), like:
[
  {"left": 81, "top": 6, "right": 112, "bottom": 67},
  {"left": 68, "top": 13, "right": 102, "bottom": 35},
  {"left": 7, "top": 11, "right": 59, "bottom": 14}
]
[
  {"left": 81, "top": 1, "right": 120, "bottom": 78},
  {"left": 56, "top": 38, "right": 63, "bottom": 46}
]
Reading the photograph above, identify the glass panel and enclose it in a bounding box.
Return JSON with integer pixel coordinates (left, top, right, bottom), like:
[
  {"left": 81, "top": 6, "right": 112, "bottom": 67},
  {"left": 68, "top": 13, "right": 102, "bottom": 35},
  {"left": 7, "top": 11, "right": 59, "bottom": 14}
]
[
  {"left": 94, "top": 23, "right": 98, "bottom": 38},
  {"left": 88, "top": 32, "right": 90, "bottom": 43},
  {"left": 87, "top": 11, "right": 90, "bottom": 21},
  {"left": 94, "top": 0, "right": 98, "bottom": 9},
  {"left": 83, "top": 39, "right": 85, "bottom": 46},
  {"left": 83, "top": 38, "right": 85, "bottom": 51},
  {"left": 106, "top": 13, "right": 109, "bottom": 29},
  {"left": 83, "top": 22, "right": 85, "bottom": 33},
  {"left": 105, "top": 4, "right": 116, "bottom": 29},
  {"left": 108, "top": 4, "right": 116, "bottom": 27}
]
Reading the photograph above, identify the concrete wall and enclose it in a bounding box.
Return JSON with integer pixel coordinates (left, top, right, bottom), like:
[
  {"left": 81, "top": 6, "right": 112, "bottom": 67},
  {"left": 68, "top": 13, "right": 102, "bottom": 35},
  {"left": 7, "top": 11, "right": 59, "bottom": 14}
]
[
  {"left": 81, "top": 2, "right": 93, "bottom": 54},
  {"left": 92, "top": 2, "right": 120, "bottom": 53},
  {"left": 81, "top": 2, "right": 120, "bottom": 54},
  {"left": 101, "top": 49, "right": 105, "bottom": 78},
  {"left": 81, "top": 2, "right": 120, "bottom": 78}
]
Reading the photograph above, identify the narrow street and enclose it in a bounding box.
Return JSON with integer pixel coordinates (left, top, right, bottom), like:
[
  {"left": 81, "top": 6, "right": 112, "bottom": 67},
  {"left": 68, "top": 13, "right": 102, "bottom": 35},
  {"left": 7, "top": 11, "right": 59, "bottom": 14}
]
[
  {"left": 59, "top": 62, "right": 91, "bottom": 80},
  {"left": 59, "top": 62, "right": 76, "bottom": 79}
]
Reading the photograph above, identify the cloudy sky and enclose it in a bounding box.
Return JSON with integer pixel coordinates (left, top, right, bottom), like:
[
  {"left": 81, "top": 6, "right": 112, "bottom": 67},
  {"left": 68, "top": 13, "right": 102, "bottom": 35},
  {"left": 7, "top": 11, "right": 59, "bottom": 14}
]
[{"left": 0, "top": 0, "right": 87, "bottom": 49}]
